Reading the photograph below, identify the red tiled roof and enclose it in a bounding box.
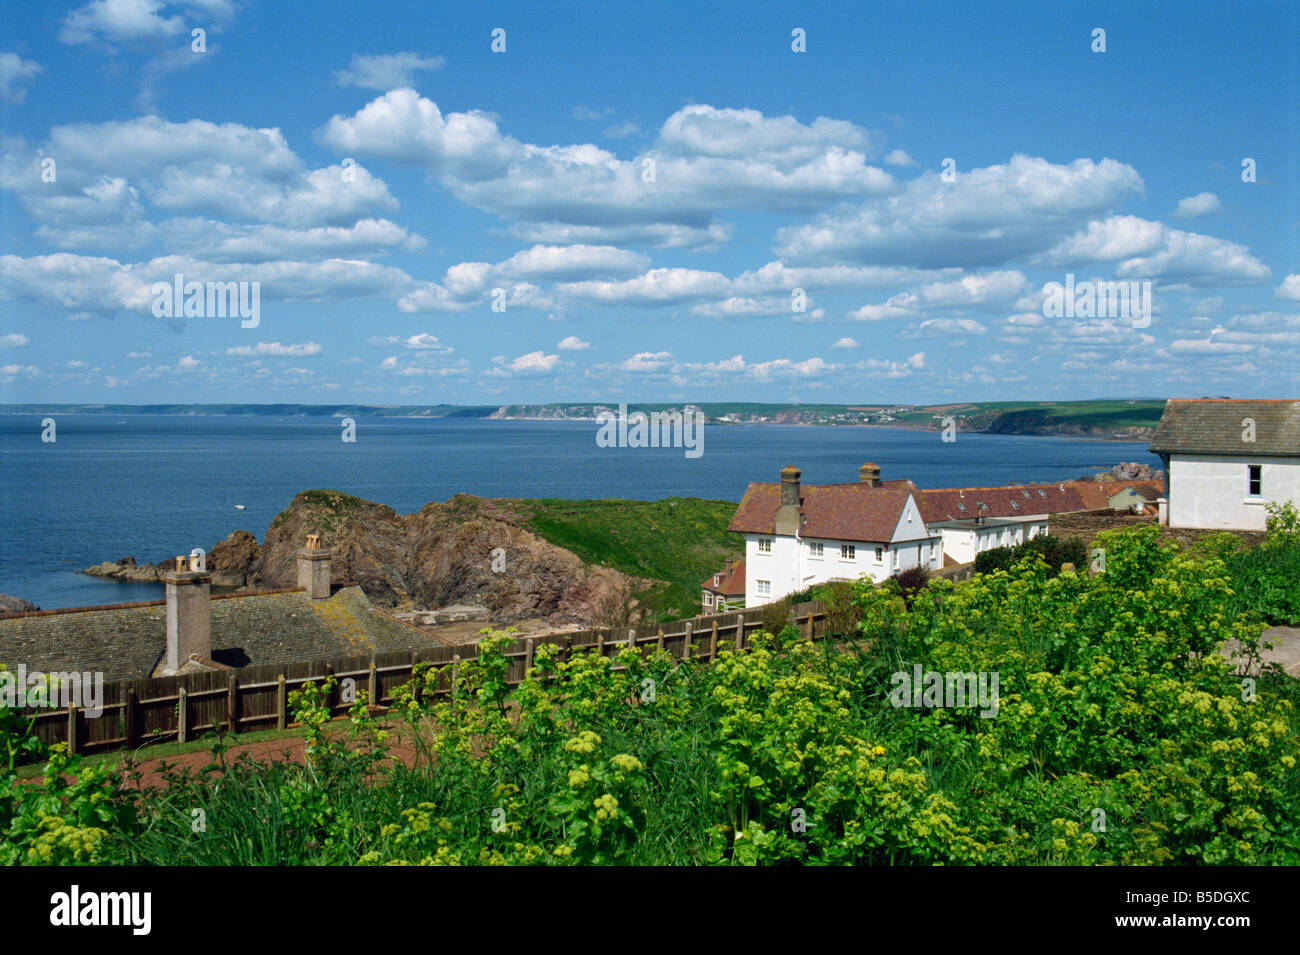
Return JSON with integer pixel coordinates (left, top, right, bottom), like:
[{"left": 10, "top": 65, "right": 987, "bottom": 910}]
[
  {"left": 1069, "top": 480, "right": 1164, "bottom": 510},
  {"left": 728, "top": 479, "right": 922, "bottom": 543},
  {"left": 702, "top": 559, "right": 746, "bottom": 597},
  {"left": 917, "top": 482, "right": 1088, "bottom": 523}
]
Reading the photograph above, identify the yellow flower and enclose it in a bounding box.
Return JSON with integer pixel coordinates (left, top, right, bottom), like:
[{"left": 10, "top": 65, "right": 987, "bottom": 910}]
[{"left": 610, "top": 754, "right": 643, "bottom": 773}]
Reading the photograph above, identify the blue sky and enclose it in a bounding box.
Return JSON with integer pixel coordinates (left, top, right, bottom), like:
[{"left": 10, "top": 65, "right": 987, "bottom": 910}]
[{"left": 1, "top": 0, "right": 1297, "bottom": 405}]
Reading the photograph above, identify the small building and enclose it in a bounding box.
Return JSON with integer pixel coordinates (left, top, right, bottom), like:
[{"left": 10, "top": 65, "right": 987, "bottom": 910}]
[
  {"left": 1148, "top": 398, "right": 1300, "bottom": 530},
  {"left": 1071, "top": 480, "right": 1164, "bottom": 514},
  {"left": 728, "top": 464, "right": 944, "bottom": 606},
  {"left": 701, "top": 559, "right": 745, "bottom": 612}
]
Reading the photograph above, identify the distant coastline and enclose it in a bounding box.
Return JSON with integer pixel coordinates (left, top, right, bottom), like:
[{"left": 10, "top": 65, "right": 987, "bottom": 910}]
[{"left": 0, "top": 398, "right": 1164, "bottom": 441}]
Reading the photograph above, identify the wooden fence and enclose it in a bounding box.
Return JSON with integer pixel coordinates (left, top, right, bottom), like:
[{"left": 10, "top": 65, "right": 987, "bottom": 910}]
[{"left": 21, "top": 600, "right": 830, "bottom": 758}]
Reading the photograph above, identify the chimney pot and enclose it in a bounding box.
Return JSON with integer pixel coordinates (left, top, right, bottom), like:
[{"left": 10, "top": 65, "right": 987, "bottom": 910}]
[{"left": 859, "top": 462, "right": 882, "bottom": 488}]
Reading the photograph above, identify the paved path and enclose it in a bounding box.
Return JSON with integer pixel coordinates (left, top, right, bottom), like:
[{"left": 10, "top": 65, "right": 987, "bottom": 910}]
[{"left": 1223, "top": 626, "right": 1300, "bottom": 677}]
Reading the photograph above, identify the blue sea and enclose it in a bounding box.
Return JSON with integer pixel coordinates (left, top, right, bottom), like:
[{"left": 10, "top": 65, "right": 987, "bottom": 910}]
[{"left": 0, "top": 414, "right": 1162, "bottom": 609}]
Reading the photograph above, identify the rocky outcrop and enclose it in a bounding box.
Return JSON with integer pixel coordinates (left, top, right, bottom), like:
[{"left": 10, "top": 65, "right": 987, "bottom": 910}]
[
  {"left": 0, "top": 594, "right": 40, "bottom": 613},
  {"left": 246, "top": 490, "right": 637, "bottom": 622},
  {"left": 1108, "top": 461, "right": 1162, "bottom": 482},
  {"left": 81, "top": 529, "right": 260, "bottom": 588},
  {"left": 86, "top": 490, "right": 642, "bottom": 625}
]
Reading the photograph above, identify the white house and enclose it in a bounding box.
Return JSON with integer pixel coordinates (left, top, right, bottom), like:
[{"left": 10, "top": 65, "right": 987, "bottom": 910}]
[
  {"left": 1149, "top": 398, "right": 1300, "bottom": 531},
  {"left": 728, "top": 464, "right": 944, "bottom": 606},
  {"left": 916, "top": 482, "right": 1086, "bottom": 565}
]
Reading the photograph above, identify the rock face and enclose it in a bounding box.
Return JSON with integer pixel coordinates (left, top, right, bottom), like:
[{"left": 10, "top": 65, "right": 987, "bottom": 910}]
[
  {"left": 0, "top": 594, "right": 40, "bottom": 613},
  {"left": 85, "top": 490, "right": 639, "bottom": 625},
  {"left": 1108, "top": 461, "right": 1163, "bottom": 481},
  {"left": 245, "top": 490, "right": 636, "bottom": 622}
]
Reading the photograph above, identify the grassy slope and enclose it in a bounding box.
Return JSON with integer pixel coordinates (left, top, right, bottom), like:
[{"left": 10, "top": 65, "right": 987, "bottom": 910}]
[
  {"left": 892, "top": 399, "right": 1166, "bottom": 432},
  {"left": 516, "top": 497, "right": 742, "bottom": 619}
]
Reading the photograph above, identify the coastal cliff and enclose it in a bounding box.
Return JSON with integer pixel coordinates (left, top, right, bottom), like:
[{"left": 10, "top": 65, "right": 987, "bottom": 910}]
[{"left": 83, "top": 490, "right": 647, "bottom": 624}]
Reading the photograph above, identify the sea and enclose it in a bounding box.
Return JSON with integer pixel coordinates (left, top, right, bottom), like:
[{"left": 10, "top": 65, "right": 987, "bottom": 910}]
[{"left": 0, "top": 414, "right": 1163, "bottom": 609}]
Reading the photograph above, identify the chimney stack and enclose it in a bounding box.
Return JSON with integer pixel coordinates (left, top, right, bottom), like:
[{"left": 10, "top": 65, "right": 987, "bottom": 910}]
[
  {"left": 776, "top": 466, "right": 803, "bottom": 535},
  {"left": 296, "top": 533, "right": 331, "bottom": 600},
  {"left": 780, "top": 465, "right": 801, "bottom": 506},
  {"left": 160, "top": 555, "right": 212, "bottom": 675},
  {"left": 859, "top": 462, "right": 882, "bottom": 487}
]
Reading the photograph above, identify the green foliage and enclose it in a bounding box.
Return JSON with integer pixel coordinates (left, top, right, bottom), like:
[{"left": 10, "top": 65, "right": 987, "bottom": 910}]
[
  {"left": 6, "top": 525, "right": 1300, "bottom": 865},
  {"left": 1220, "top": 500, "right": 1300, "bottom": 626},
  {"left": 974, "top": 533, "right": 1088, "bottom": 577}
]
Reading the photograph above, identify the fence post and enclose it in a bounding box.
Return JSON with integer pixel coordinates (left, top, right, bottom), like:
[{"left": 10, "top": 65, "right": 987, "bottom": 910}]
[
  {"left": 124, "top": 687, "right": 138, "bottom": 750},
  {"left": 656, "top": 628, "right": 665, "bottom": 652},
  {"left": 66, "top": 702, "right": 78, "bottom": 755},
  {"left": 368, "top": 661, "right": 378, "bottom": 708},
  {"left": 593, "top": 629, "right": 605, "bottom": 661},
  {"left": 276, "top": 675, "right": 287, "bottom": 730},
  {"left": 681, "top": 622, "right": 692, "bottom": 660},
  {"left": 177, "top": 687, "right": 188, "bottom": 744},
  {"left": 411, "top": 651, "right": 422, "bottom": 706},
  {"left": 734, "top": 614, "right": 745, "bottom": 650},
  {"left": 451, "top": 655, "right": 461, "bottom": 697},
  {"left": 226, "top": 674, "right": 238, "bottom": 734},
  {"left": 709, "top": 619, "right": 719, "bottom": 661}
]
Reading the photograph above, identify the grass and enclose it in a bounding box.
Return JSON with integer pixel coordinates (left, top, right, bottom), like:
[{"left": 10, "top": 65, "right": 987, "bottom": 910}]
[{"left": 518, "top": 497, "right": 742, "bottom": 619}]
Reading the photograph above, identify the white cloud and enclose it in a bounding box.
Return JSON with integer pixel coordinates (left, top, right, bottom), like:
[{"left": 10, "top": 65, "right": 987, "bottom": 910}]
[
  {"left": 1172, "top": 192, "right": 1221, "bottom": 218},
  {"left": 320, "top": 94, "right": 894, "bottom": 248},
  {"left": 497, "top": 350, "right": 559, "bottom": 374},
  {"left": 226, "top": 341, "right": 322, "bottom": 357},
  {"left": 1275, "top": 274, "right": 1300, "bottom": 301},
  {"left": 604, "top": 122, "right": 641, "bottom": 138},
  {"left": 1042, "top": 215, "right": 1269, "bottom": 287},
  {"left": 621, "top": 351, "right": 672, "bottom": 372},
  {"left": 831, "top": 337, "right": 859, "bottom": 349},
  {"left": 60, "top": 0, "right": 186, "bottom": 47},
  {"left": 177, "top": 354, "right": 200, "bottom": 369},
  {"left": 0, "top": 53, "right": 42, "bottom": 104},
  {"left": 776, "top": 154, "right": 1144, "bottom": 268},
  {"left": 557, "top": 335, "right": 590, "bottom": 350},
  {"left": 559, "top": 267, "right": 730, "bottom": 306},
  {"left": 883, "top": 148, "right": 917, "bottom": 167},
  {"left": 333, "top": 53, "right": 445, "bottom": 89},
  {"left": 0, "top": 333, "right": 29, "bottom": 347}
]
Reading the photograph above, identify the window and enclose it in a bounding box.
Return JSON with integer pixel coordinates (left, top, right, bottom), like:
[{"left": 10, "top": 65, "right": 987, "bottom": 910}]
[
  {"left": 875, "top": 546, "right": 883, "bottom": 561},
  {"left": 1248, "top": 465, "right": 1262, "bottom": 497},
  {"left": 1038, "top": 489, "right": 1047, "bottom": 498},
  {"left": 703, "top": 593, "right": 713, "bottom": 606},
  {"left": 756, "top": 579, "right": 771, "bottom": 596},
  {"left": 757, "top": 537, "right": 772, "bottom": 554},
  {"left": 957, "top": 503, "right": 967, "bottom": 512},
  {"left": 841, "top": 544, "right": 856, "bottom": 560},
  {"left": 1009, "top": 500, "right": 1019, "bottom": 510},
  {"left": 808, "top": 541, "right": 823, "bottom": 558}
]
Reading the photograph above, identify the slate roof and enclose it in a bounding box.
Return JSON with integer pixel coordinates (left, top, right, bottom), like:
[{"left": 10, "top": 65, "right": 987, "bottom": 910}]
[
  {"left": 1148, "top": 399, "right": 1300, "bottom": 456},
  {"left": 917, "top": 482, "right": 1088, "bottom": 523},
  {"left": 728, "top": 479, "right": 924, "bottom": 543},
  {"left": 702, "top": 559, "right": 746, "bottom": 597},
  {"left": 0, "top": 586, "right": 441, "bottom": 683}
]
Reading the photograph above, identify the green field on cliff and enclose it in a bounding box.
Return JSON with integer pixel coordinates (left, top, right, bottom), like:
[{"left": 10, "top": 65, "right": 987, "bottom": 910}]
[{"left": 517, "top": 497, "right": 741, "bottom": 620}]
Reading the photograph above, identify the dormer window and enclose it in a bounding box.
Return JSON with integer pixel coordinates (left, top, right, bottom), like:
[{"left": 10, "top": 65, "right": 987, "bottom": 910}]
[
  {"left": 957, "top": 503, "right": 966, "bottom": 512},
  {"left": 1038, "top": 489, "right": 1047, "bottom": 498},
  {"left": 1010, "top": 500, "right": 1019, "bottom": 510},
  {"left": 1022, "top": 490, "right": 1031, "bottom": 499}
]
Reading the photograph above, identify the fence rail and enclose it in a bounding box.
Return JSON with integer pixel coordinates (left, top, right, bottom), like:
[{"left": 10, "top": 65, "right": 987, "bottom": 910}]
[{"left": 19, "top": 600, "right": 831, "bottom": 758}]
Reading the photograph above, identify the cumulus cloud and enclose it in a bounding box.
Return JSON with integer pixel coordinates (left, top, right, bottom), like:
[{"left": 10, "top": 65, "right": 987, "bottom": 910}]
[
  {"left": 1042, "top": 215, "right": 1269, "bottom": 286},
  {"left": 559, "top": 267, "right": 730, "bottom": 306},
  {"left": 1275, "top": 274, "right": 1300, "bottom": 301},
  {"left": 319, "top": 94, "right": 895, "bottom": 248},
  {"left": 776, "top": 154, "right": 1144, "bottom": 268},
  {"left": 1172, "top": 192, "right": 1221, "bottom": 218},
  {"left": 494, "top": 350, "right": 559, "bottom": 374},
  {"left": 225, "top": 341, "right": 322, "bottom": 357},
  {"left": 557, "top": 335, "right": 590, "bottom": 350},
  {"left": 831, "top": 337, "right": 859, "bottom": 349},
  {"left": 59, "top": 0, "right": 187, "bottom": 46},
  {"left": 334, "top": 53, "right": 445, "bottom": 89},
  {"left": 0, "top": 53, "right": 41, "bottom": 103},
  {"left": 621, "top": 351, "right": 672, "bottom": 372}
]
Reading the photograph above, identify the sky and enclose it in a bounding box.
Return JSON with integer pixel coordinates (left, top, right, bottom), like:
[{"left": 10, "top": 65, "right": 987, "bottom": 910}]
[{"left": 1, "top": 0, "right": 1298, "bottom": 406}]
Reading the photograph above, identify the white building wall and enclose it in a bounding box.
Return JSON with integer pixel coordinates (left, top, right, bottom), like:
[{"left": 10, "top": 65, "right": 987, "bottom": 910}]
[{"left": 1168, "top": 454, "right": 1300, "bottom": 530}]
